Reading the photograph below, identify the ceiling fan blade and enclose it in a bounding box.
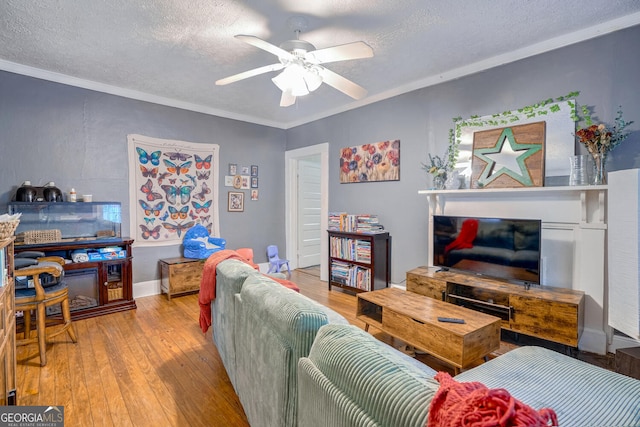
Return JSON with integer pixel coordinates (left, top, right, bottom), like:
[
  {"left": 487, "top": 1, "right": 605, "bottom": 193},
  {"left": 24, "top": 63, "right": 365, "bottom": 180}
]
[
  {"left": 318, "top": 68, "right": 368, "bottom": 100},
  {"left": 306, "top": 41, "right": 374, "bottom": 64},
  {"left": 235, "top": 35, "right": 294, "bottom": 60},
  {"left": 215, "top": 63, "right": 285, "bottom": 86},
  {"left": 280, "top": 90, "right": 296, "bottom": 107}
]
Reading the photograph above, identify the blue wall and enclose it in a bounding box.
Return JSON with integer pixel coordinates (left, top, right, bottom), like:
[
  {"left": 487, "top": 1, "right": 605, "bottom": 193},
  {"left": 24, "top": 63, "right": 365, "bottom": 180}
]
[
  {"left": 1, "top": 25, "right": 638, "bottom": 285},
  {"left": 0, "top": 72, "right": 287, "bottom": 282},
  {"left": 286, "top": 25, "right": 640, "bottom": 283}
]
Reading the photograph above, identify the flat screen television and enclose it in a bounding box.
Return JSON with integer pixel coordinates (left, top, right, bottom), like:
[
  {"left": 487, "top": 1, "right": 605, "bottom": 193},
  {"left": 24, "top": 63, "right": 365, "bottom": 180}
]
[{"left": 432, "top": 215, "right": 542, "bottom": 286}]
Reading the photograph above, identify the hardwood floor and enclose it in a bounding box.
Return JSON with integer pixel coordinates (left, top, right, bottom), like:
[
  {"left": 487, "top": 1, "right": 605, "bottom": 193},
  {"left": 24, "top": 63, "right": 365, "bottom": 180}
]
[{"left": 16, "top": 265, "right": 613, "bottom": 426}]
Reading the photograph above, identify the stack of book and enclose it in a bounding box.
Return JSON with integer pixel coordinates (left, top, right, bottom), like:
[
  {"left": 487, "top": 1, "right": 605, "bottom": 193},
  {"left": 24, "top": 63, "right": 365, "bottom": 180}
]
[
  {"left": 328, "top": 212, "right": 347, "bottom": 231},
  {"left": 328, "top": 213, "right": 384, "bottom": 233},
  {"left": 330, "top": 237, "right": 372, "bottom": 263},
  {"left": 330, "top": 260, "right": 371, "bottom": 290},
  {"left": 355, "top": 214, "right": 384, "bottom": 233}
]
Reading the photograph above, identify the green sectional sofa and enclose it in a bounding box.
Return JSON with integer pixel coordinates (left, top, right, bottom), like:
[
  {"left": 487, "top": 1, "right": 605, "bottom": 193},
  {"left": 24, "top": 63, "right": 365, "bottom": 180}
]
[{"left": 211, "top": 260, "right": 640, "bottom": 427}]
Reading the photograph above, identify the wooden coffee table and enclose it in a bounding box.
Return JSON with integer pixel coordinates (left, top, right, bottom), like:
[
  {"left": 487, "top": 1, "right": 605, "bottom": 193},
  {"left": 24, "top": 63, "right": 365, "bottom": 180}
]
[{"left": 356, "top": 287, "right": 501, "bottom": 373}]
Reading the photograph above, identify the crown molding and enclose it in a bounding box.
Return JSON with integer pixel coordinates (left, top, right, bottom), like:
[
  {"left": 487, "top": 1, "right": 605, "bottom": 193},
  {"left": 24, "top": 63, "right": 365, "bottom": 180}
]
[
  {"left": 0, "top": 59, "right": 286, "bottom": 129},
  {"left": 1, "top": 12, "right": 639, "bottom": 130}
]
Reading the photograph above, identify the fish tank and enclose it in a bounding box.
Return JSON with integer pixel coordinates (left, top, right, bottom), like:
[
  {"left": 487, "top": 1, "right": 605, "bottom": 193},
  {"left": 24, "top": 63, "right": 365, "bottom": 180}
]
[{"left": 8, "top": 201, "right": 122, "bottom": 243}]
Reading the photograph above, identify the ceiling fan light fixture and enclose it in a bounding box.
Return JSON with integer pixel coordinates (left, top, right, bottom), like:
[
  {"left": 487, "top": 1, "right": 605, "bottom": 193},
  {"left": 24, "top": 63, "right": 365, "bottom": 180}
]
[
  {"left": 219, "top": 25, "right": 373, "bottom": 106},
  {"left": 303, "top": 67, "right": 323, "bottom": 92},
  {"left": 272, "top": 64, "right": 323, "bottom": 97}
]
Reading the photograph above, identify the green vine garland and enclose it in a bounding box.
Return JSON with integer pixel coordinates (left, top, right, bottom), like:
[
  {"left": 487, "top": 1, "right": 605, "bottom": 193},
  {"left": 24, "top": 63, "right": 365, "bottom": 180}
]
[{"left": 447, "top": 91, "right": 582, "bottom": 169}]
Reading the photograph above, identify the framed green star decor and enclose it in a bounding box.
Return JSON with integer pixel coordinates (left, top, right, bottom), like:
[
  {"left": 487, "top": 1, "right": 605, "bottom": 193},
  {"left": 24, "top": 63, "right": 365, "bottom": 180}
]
[{"left": 471, "top": 121, "right": 545, "bottom": 188}]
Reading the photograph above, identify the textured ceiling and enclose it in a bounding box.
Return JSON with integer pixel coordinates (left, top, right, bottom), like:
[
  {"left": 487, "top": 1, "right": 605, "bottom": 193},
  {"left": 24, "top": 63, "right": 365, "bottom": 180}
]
[{"left": 1, "top": 1, "right": 640, "bottom": 129}]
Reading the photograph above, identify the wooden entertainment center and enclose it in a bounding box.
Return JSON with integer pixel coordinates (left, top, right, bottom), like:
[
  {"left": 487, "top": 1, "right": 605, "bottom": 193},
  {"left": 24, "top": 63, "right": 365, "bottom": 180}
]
[{"left": 406, "top": 266, "right": 584, "bottom": 348}]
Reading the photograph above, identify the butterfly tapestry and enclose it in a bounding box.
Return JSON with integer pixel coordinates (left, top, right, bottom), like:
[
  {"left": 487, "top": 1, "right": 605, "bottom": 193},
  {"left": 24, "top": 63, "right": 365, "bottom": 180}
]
[{"left": 128, "top": 134, "right": 219, "bottom": 247}]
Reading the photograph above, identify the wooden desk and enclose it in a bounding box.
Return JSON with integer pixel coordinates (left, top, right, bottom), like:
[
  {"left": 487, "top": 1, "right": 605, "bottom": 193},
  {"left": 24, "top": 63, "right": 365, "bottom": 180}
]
[
  {"left": 159, "top": 257, "right": 205, "bottom": 300},
  {"left": 356, "top": 287, "right": 501, "bottom": 373}
]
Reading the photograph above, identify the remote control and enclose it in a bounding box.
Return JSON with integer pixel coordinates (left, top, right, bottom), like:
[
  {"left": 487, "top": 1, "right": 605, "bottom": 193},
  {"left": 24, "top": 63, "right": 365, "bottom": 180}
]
[{"left": 437, "top": 317, "right": 465, "bottom": 324}]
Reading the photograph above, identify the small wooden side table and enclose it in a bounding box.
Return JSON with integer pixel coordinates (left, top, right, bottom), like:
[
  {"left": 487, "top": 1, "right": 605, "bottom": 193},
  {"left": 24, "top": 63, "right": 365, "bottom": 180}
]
[{"left": 159, "top": 257, "right": 205, "bottom": 300}]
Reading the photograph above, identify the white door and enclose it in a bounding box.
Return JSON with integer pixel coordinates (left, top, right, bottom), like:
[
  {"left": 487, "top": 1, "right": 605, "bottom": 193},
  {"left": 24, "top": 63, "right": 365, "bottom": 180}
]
[{"left": 296, "top": 154, "right": 321, "bottom": 268}]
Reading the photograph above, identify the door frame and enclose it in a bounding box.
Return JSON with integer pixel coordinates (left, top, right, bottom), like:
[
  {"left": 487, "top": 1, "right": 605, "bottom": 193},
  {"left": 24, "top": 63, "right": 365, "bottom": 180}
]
[{"left": 285, "top": 143, "right": 329, "bottom": 281}]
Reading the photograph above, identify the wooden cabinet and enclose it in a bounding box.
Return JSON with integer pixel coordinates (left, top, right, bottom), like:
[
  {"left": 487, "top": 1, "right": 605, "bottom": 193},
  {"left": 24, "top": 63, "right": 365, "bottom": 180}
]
[
  {"left": 0, "top": 238, "right": 17, "bottom": 405},
  {"left": 406, "top": 266, "right": 584, "bottom": 347},
  {"left": 159, "top": 257, "right": 205, "bottom": 300},
  {"left": 328, "top": 230, "right": 390, "bottom": 293},
  {"left": 14, "top": 239, "right": 136, "bottom": 320}
]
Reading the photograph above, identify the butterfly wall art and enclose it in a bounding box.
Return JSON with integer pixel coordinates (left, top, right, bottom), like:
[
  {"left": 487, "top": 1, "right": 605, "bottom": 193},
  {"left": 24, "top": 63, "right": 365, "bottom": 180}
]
[{"left": 128, "top": 134, "right": 220, "bottom": 247}]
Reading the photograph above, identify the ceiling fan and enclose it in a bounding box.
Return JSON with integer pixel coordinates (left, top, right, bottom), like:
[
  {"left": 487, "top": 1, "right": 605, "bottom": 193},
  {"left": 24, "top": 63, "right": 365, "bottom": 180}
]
[{"left": 215, "top": 17, "right": 374, "bottom": 107}]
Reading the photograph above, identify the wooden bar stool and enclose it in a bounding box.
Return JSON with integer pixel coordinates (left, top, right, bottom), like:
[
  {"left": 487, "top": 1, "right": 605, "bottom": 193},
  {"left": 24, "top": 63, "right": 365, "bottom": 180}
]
[{"left": 15, "top": 256, "right": 77, "bottom": 366}]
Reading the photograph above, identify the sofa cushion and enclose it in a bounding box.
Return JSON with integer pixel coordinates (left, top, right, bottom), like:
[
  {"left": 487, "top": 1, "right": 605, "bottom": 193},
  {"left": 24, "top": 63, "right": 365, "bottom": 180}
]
[
  {"left": 234, "top": 275, "right": 348, "bottom": 427},
  {"left": 298, "top": 324, "right": 439, "bottom": 427},
  {"left": 455, "top": 346, "right": 640, "bottom": 427}
]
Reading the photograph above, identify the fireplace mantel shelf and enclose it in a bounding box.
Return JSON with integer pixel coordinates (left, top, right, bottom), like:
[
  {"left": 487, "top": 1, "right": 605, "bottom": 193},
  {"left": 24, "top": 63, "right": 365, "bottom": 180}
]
[
  {"left": 418, "top": 184, "right": 607, "bottom": 196},
  {"left": 419, "top": 184, "right": 607, "bottom": 226}
]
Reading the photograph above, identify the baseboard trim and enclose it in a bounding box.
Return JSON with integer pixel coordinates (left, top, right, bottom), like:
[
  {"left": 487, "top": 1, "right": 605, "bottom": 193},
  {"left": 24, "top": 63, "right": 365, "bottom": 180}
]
[
  {"left": 133, "top": 264, "right": 271, "bottom": 299},
  {"left": 609, "top": 334, "right": 640, "bottom": 353},
  {"left": 579, "top": 327, "right": 608, "bottom": 355},
  {"left": 134, "top": 279, "right": 161, "bottom": 298}
]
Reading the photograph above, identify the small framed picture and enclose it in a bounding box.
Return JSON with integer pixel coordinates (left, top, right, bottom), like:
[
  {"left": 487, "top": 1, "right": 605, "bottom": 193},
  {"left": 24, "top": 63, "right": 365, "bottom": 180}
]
[
  {"left": 251, "top": 177, "right": 258, "bottom": 188},
  {"left": 240, "top": 176, "right": 250, "bottom": 189},
  {"left": 251, "top": 165, "right": 258, "bottom": 176},
  {"left": 224, "top": 176, "right": 234, "bottom": 187},
  {"left": 233, "top": 175, "right": 243, "bottom": 189},
  {"left": 241, "top": 165, "right": 250, "bottom": 175},
  {"left": 229, "top": 163, "right": 237, "bottom": 176},
  {"left": 228, "top": 191, "right": 244, "bottom": 212},
  {"left": 251, "top": 189, "right": 259, "bottom": 201}
]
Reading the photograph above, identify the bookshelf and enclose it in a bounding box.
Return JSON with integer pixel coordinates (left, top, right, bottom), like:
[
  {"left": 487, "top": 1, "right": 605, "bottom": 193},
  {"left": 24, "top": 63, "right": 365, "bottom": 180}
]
[{"left": 328, "top": 230, "right": 390, "bottom": 293}]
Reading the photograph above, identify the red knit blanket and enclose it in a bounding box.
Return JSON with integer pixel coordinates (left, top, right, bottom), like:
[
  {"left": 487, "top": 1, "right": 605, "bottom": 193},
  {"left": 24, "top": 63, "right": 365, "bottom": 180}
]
[
  {"left": 427, "top": 372, "right": 558, "bottom": 427},
  {"left": 198, "top": 249, "right": 300, "bottom": 333}
]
